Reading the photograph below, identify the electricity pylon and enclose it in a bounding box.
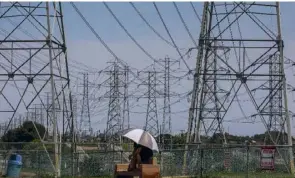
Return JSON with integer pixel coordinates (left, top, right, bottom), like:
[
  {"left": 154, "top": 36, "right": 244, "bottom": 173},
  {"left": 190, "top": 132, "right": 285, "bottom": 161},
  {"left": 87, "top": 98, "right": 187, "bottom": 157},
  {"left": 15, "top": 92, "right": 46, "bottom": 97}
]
[
  {"left": 185, "top": 2, "right": 294, "bottom": 174},
  {"left": 145, "top": 71, "right": 159, "bottom": 137},
  {"left": 79, "top": 73, "right": 92, "bottom": 138},
  {"left": 122, "top": 66, "right": 130, "bottom": 130},
  {"left": 158, "top": 57, "right": 179, "bottom": 150},
  {"left": 105, "top": 60, "right": 127, "bottom": 143},
  {"left": 137, "top": 65, "right": 161, "bottom": 138},
  {"left": 0, "top": 2, "right": 73, "bottom": 177}
]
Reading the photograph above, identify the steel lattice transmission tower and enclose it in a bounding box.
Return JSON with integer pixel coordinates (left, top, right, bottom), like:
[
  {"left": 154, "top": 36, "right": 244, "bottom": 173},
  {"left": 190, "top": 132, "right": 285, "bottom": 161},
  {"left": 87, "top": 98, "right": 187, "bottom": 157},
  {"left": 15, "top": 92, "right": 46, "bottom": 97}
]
[
  {"left": 161, "top": 58, "right": 172, "bottom": 148},
  {"left": 264, "top": 55, "right": 284, "bottom": 144},
  {"left": 159, "top": 57, "right": 179, "bottom": 149},
  {"left": 143, "top": 69, "right": 159, "bottom": 137},
  {"left": 79, "top": 73, "right": 92, "bottom": 137},
  {"left": 72, "top": 95, "right": 78, "bottom": 142},
  {"left": 105, "top": 60, "right": 127, "bottom": 143},
  {"left": 122, "top": 66, "right": 130, "bottom": 130},
  {"left": 185, "top": 2, "right": 294, "bottom": 174},
  {"left": 0, "top": 2, "right": 73, "bottom": 176}
]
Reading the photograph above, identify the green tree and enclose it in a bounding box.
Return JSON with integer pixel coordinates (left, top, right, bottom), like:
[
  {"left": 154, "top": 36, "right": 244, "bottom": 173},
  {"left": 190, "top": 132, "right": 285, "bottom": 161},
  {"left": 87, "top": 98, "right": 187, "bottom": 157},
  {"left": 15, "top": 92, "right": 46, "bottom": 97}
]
[
  {"left": 1, "top": 127, "right": 34, "bottom": 142},
  {"left": 22, "top": 121, "right": 46, "bottom": 139},
  {"left": 1, "top": 121, "right": 46, "bottom": 149}
]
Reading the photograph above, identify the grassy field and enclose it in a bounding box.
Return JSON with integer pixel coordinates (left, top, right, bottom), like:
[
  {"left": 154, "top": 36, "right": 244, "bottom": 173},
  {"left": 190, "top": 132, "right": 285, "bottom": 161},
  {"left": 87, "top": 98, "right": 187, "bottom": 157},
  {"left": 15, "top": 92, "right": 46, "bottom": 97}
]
[
  {"left": 14, "top": 168, "right": 295, "bottom": 178},
  {"left": 40, "top": 173, "right": 293, "bottom": 178},
  {"left": 197, "top": 172, "right": 294, "bottom": 178},
  {"left": 2, "top": 173, "right": 291, "bottom": 178}
]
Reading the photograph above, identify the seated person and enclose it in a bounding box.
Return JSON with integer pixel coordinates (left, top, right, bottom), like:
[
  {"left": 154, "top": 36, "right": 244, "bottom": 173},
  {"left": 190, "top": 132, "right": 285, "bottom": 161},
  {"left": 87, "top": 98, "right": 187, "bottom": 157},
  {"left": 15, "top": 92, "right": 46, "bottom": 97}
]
[
  {"left": 139, "top": 145, "right": 153, "bottom": 164},
  {"left": 128, "top": 143, "right": 153, "bottom": 171}
]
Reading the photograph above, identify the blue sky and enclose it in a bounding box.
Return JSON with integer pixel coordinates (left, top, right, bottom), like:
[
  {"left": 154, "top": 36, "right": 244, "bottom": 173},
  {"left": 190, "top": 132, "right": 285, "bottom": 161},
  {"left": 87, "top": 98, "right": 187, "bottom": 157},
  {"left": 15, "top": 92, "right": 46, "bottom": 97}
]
[
  {"left": 63, "top": 2, "right": 203, "bottom": 42},
  {"left": 63, "top": 2, "right": 295, "bottom": 42}
]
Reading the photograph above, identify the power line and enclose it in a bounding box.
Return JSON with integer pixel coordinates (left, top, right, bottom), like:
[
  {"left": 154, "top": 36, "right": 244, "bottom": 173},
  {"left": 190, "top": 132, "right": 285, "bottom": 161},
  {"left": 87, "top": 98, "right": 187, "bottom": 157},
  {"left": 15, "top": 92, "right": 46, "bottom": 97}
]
[
  {"left": 129, "top": 2, "right": 175, "bottom": 48},
  {"left": 70, "top": 2, "right": 164, "bottom": 92},
  {"left": 70, "top": 2, "right": 126, "bottom": 66},
  {"left": 103, "top": 2, "right": 164, "bottom": 68},
  {"left": 173, "top": 2, "right": 198, "bottom": 47},
  {"left": 152, "top": 2, "right": 191, "bottom": 73},
  {"left": 190, "top": 2, "right": 202, "bottom": 23}
]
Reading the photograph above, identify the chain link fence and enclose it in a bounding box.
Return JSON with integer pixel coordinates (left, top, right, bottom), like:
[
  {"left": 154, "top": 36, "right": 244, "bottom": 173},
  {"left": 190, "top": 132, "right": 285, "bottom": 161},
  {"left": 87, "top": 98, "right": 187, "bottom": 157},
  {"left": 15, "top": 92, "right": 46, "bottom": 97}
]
[{"left": 0, "top": 142, "right": 293, "bottom": 177}]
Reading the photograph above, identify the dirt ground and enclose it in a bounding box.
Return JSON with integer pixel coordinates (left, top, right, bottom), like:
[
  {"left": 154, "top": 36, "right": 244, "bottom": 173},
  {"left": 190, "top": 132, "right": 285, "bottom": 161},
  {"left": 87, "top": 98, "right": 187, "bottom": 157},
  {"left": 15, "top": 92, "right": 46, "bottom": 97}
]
[{"left": 81, "top": 146, "right": 98, "bottom": 151}]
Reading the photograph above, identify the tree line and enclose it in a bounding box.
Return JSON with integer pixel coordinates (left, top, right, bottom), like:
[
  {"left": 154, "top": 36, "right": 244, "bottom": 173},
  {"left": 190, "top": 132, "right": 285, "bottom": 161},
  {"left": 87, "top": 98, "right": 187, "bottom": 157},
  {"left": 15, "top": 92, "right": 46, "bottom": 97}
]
[{"left": 1, "top": 121, "right": 290, "bottom": 148}]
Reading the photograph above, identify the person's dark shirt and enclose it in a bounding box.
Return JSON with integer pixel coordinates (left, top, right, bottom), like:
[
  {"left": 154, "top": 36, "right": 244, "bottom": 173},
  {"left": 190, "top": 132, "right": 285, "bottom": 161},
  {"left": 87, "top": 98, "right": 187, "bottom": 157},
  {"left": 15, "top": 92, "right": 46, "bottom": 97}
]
[{"left": 139, "top": 146, "right": 153, "bottom": 164}]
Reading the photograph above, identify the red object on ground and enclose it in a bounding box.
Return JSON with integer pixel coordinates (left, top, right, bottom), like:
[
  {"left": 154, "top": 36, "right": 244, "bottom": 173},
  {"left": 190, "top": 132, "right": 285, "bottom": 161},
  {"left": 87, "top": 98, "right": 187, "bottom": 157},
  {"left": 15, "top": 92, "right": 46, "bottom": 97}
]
[{"left": 260, "top": 146, "right": 276, "bottom": 170}]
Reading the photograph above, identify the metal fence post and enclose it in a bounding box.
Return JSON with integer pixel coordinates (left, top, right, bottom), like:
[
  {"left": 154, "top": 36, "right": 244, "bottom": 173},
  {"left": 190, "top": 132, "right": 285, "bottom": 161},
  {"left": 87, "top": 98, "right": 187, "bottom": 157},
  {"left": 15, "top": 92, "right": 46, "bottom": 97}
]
[
  {"left": 37, "top": 150, "right": 40, "bottom": 177},
  {"left": 76, "top": 152, "right": 80, "bottom": 177},
  {"left": 113, "top": 144, "right": 115, "bottom": 172},
  {"left": 200, "top": 148, "right": 204, "bottom": 178},
  {"left": 159, "top": 151, "right": 162, "bottom": 177},
  {"left": 246, "top": 143, "right": 250, "bottom": 178}
]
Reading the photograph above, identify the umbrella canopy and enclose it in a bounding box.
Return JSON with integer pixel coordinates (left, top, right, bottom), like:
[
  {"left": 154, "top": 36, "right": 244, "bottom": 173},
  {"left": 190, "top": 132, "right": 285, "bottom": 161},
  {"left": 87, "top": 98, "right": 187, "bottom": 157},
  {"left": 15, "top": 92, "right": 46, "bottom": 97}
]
[{"left": 121, "top": 128, "right": 159, "bottom": 152}]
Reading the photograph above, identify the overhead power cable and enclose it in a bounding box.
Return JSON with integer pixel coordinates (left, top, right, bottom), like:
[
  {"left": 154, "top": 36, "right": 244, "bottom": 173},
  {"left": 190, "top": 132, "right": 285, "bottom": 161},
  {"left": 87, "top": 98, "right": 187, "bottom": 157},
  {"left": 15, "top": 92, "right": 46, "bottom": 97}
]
[
  {"left": 129, "top": 2, "right": 175, "bottom": 48},
  {"left": 152, "top": 2, "right": 191, "bottom": 73},
  {"left": 190, "top": 2, "right": 202, "bottom": 23},
  {"left": 103, "top": 2, "right": 165, "bottom": 68},
  {"left": 173, "top": 2, "right": 198, "bottom": 47},
  {"left": 71, "top": 2, "right": 164, "bottom": 93},
  {"left": 70, "top": 2, "right": 125, "bottom": 65}
]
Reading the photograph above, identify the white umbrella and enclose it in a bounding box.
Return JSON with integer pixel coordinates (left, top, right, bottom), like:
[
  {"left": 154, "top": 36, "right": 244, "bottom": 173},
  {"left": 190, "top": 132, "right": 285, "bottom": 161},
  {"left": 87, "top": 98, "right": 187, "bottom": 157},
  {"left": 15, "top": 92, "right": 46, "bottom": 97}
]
[{"left": 120, "top": 128, "right": 159, "bottom": 152}]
